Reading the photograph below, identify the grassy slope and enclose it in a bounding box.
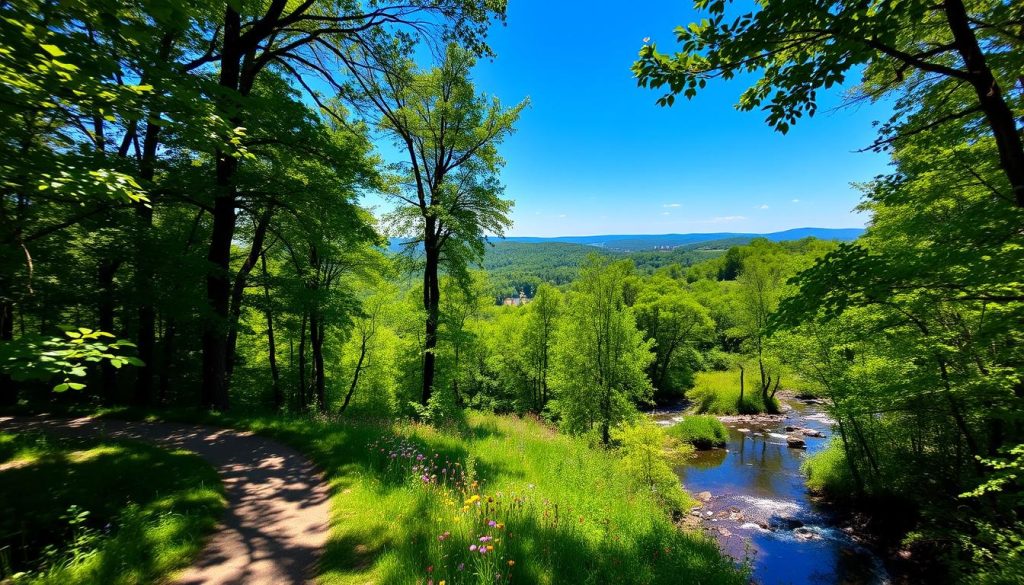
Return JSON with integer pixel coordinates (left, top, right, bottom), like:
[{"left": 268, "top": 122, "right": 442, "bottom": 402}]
[
  {"left": 83, "top": 407, "right": 744, "bottom": 585},
  {"left": 0, "top": 432, "right": 224, "bottom": 584}
]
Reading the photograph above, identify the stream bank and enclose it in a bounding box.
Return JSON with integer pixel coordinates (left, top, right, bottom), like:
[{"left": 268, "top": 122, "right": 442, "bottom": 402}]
[{"left": 652, "top": 396, "right": 890, "bottom": 585}]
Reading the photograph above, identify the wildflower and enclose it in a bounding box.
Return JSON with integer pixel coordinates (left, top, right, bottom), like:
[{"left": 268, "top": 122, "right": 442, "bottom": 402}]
[
  {"left": 470, "top": 545, "right": 478, "bottom": 552},
  {"left": 479, "top": 536, "right": 492, "bottom": 542},
  {"left": 508, "top": 560, "right": 515, "bottom": 567},
  {"left": 427, "top": 565, "right": 433, "bottom": 573},
  {"left": 486, "top": 545, "right": 494, "bottom": 552},
  {"left": 496, "top": 523, "right": 505, "bottom": 530},
  {"left": 488, "top": 520, "right": 497, "bottom": 527}
]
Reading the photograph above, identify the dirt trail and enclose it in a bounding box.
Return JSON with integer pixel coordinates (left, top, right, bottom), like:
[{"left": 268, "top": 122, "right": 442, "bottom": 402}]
[{"left": 0, "top": 415, "right": 331, "bottom": 584}]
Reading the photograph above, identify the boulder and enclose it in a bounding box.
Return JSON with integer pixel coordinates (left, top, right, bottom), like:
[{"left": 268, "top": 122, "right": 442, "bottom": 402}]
[
  {"left": 697, "top": 491, "right": 713, "bottom": 502},
  {"left": 786, "top": 436, "right": 807, "bottom": 449},
  {"left": 801, "top": 429, "right": 826, "bottom": 438},
  {"left": 785, "top": 425, "right": 798, "bottom": 432}
]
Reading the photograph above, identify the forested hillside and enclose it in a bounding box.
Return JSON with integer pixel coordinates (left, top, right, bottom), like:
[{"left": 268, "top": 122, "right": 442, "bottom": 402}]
[{"left": 1, "top": 0, "right": 1022, "bottom": 584}]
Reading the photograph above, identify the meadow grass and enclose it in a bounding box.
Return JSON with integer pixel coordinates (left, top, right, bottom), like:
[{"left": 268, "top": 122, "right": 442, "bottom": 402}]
[
  {"left": 688, "top": 370, "right": 778, "bottom": 414},
  {"left": 0, "top": 432, "right": 224, "bottom": 584},
  {"left": 81, "top": 407, "right": 746, "bottom": 585},
  {"left": 666, "top": 415, "right": 729, "bottom": 449}
]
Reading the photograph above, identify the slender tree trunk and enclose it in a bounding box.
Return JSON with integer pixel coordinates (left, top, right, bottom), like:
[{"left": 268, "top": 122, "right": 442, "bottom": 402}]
[
  {"left": 224, "top": 207, "right": 273, "bottom": 386},
  {"left": 260, "top": 252, "right": 281, "bottom": 409},
  {"left": 739, "top": 364, "right": 745, "bottom": 405},
  {"left": 298, "top": 312, "right": 308, "bottom": 410},
  {"left": 339, "top": 334, "right": 368, "bottom": 414},
  {"left": 158, "top": 318, "right": 175, "bottom": 404},
  {"left": 97, "top": 259, "right": 121, "bottom": 404},
  {"left": 944, "top": 0, "right": 1024, "bottom": 206},
  {"left": 311, "top": 316, "right": 326, "bottom": 411}
]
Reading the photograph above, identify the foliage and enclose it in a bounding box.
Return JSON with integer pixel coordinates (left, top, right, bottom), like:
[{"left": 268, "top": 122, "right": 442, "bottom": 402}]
[
  {"left": 615, "top": 421, "right": 695, "bottom": 513},
  {"left": 549, "top": 257, "right": 655, "bottom": 443},
  {"left": 0, "top": 329, "right": 141, "bottom": 392}
]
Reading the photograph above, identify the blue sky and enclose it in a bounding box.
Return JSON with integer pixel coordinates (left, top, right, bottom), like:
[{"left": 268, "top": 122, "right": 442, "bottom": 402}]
[{"left": 372, "top": 0, "right": 894, "bottom": 237}]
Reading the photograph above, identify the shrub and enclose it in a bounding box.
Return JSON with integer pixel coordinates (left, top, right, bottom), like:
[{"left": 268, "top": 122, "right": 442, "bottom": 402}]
[
  {"left": 615, "top": 421, "right": 695, "bottom": 512},
  {"left": 667, "top": 416, "right": 728, "bottom": 450}
]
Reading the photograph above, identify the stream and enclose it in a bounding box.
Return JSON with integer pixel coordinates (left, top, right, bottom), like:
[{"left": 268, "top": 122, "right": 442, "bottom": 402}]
[{"left": 651, "top": 398, "right": 890, "bottom": 585}]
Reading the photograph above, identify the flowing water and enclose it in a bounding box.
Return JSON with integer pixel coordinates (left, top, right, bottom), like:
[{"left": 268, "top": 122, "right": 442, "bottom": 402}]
[{"left": 652, "top": 399, "right": 889, "bottom": 585}]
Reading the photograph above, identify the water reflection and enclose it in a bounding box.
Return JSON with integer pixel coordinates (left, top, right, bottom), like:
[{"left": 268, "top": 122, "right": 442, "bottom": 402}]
[{"left": 665, "top": 402, "right": 888, "bottom": 585}]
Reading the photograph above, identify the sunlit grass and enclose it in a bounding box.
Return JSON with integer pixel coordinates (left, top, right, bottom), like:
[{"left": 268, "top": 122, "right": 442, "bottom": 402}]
[
  {"left": 0, "top": 432, "right": 224, "bottom": 584},
  {"left": 667, "top": 415, "right": 729, "bottom": 449},
  {"left": 82, "top": 407, "right": 745, "bottom": 585},
  {"left": 688, "top": 370, "right": 778, "bottom": 414}
]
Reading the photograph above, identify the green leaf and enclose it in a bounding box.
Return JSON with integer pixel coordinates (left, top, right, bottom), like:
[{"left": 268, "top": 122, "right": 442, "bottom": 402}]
[{"left": 39, "top": 44, "right": 66, "bottom": 58}]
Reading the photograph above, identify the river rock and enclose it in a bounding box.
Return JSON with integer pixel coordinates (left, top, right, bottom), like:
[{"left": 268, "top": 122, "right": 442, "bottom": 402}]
[
  {"left": 737, "top": 427, "right": 751, "bottom": 433},
  {"left": 785, "top": 425, "right": 798, "bottom": 432},
  {"left": 786, "top": 436, "right": 807, "bottom": 449},
  {"left": 793, "top": 526, "right": 820, "bottom": 541},
  {"left": 697, "top": 491, "right": 713, "bottom": 502},
  {"left": 801, "top": 429, "right": 825, "bottom": 438}
]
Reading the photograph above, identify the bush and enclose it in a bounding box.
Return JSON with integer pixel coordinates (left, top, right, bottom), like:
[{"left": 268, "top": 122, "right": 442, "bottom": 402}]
[
  {"left": 667, "top": 416, "right": 728, "bottom": 450},
  {"left": 688, "top": 370, "right": 776, "bottom": 414},
  {"left": 615, "top": 421, "right": 695, "bottom": 512}
]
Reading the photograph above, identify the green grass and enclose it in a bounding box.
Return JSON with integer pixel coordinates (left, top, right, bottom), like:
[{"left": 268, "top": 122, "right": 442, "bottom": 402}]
[
  {"left": 801, "top": 439, "right": 856, "bottom": 496},
  {"left": 666, "top": 415, "right": 729, "bottom": 450},
  {"left": 0, "top": 432, "right": 224, "bottom": 584},
  {"left": 72, "top": 407, "right": 745, "bottom": 585},
  {"left": 688, "top": 370, "right": 778, "bottom": 414}
]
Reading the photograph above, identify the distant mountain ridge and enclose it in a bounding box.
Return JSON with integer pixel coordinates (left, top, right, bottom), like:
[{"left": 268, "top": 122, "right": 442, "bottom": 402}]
[{"left": 389, "top": 227, "right": 863, "bottom": 253}]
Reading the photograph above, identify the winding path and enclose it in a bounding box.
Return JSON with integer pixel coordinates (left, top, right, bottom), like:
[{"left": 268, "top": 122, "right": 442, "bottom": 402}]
[{"left": 0, "top": 415, "right": 331, "bottom": 585}]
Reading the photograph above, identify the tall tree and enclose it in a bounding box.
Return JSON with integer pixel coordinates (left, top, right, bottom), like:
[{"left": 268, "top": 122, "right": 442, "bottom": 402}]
[
  {"left": 551, "top": 257, "right": 654, "bottom": 444},
  {"left": 349, "top": 43, "right": 525, "bottom": 406}
]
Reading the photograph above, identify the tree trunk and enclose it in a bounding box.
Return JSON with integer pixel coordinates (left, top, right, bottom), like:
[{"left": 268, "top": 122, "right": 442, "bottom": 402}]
[
  {"left": 944, "top": 0, "right": 1024, "bottom": 206},
  {"left": 133, "top": 33, "right": 174, "bottom": 407},
  {"left": 97, "top": 259, "right": 121, "bottom": 404},
  {"left": 158, "top": 318, "right": 175, "bottom": 404},
  {"left": 260, "top": 252, "right": 281, "bottom": 409},
  {"left": 297, "top": 312, "right": 308, "bottom": 410},
  {"left": 224, "top": 206, "right": 273, "bottom": 387},
  {"left": 311, "top": 315, "right": 326, "bottom": 411},
  {"left": 738, "top": 364, "right": 745, "bottom": 407},
  {"left": 339, "top": 335, "right": 368, "bottom": 414},
  {"left": 421, "top": 243, "right": 440, "bottom": 406},
  {"left": 200, "top": 6, "right": 249, "bottom": 411}
]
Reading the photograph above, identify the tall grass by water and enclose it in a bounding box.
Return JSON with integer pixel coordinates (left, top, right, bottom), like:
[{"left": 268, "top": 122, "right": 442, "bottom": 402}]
[{"left": 667, "top": 415, "right": 729, "bottom": 449}]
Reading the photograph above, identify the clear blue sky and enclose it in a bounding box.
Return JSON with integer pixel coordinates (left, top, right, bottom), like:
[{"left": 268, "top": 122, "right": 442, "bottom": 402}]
[{"left": 373, "top": 0, "right": 894, "bottom": 237}]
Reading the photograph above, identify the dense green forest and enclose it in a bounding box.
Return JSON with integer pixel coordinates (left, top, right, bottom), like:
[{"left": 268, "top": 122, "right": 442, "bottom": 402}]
[{"left": 1, "top": 0, "right": 1022, "bottom": 583}]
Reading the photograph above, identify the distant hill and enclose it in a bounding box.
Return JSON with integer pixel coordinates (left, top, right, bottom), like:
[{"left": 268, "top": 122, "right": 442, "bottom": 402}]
[
  {"left": 497, "top": 228, "right": 864, "bottom": 252},
  {"left": 389, "top": 227, "right": 863, "bottom": 253}
]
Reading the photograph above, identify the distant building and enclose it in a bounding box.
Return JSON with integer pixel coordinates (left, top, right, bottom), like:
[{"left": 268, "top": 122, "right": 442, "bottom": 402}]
[{"left": 500, "top": 289, "right": 530, "bottom": 307}]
